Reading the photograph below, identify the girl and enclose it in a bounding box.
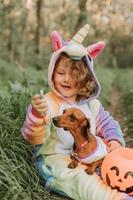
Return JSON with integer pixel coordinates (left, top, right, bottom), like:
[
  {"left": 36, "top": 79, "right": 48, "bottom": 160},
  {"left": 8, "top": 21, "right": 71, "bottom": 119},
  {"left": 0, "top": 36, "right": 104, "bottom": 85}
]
[{"left": 21, "top": 25, "right": 131, "bottom": 200}]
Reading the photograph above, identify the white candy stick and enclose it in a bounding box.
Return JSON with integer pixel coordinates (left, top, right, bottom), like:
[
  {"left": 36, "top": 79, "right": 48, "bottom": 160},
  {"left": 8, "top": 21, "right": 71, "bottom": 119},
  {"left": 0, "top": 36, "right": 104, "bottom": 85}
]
[
  {"left": 40, "top": 89, "right": 46, "bottom": 116},
  {"left": 40, "top": 89, "right": 44, "bottom": 99}
]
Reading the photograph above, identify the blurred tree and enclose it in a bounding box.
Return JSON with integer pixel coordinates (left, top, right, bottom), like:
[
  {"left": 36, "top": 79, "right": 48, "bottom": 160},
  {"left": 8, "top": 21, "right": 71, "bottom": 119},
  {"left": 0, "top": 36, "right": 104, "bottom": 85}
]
[
  {"left": 35, "top": 0, "right": 43, "bottom": 55},
  {"left": 0, "top": 0, "right": 133, "bottom": 68},
  {"left": 6, "top": 1, "right": 15, "bottom": 61},
  {"left": 74, "top": 0, "right": 88, "bottom": 33},
  {"left": 0, "top": 0, "right": 16, "bottom": 61},
  {"left": 20, "top": 3, "right": 30, "bottom": 66},
  {"left": 34, "top": 0, "right": 43, "bottom": 69}
]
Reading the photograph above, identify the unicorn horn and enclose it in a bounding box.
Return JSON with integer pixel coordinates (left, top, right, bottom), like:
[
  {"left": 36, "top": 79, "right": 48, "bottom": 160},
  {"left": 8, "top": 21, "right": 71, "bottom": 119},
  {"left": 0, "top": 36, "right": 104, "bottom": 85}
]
[{"left": 72, "top": 24, "right": 90, "bottom": 44}]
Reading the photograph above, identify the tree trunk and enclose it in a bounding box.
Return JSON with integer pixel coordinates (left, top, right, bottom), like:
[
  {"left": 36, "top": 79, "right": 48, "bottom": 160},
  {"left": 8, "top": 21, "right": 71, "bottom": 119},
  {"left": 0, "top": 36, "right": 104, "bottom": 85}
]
[
  {"left": 35, "top": 0, "right": 43, "bottom": 55},
  {"left": 6, "top": 0, "right": 15, "bottom": 61},
  {"left": 74, "top": 0, "right": 88, "bottom": 33},
  {"left": 20, "top": 9, "right": 29, "bottom": 66},
  {"left": 7, "top": 22, "right": 14, "bottom": 61},
  {"left": 34, "top": 0, "right": 43, "bottom": 69}
]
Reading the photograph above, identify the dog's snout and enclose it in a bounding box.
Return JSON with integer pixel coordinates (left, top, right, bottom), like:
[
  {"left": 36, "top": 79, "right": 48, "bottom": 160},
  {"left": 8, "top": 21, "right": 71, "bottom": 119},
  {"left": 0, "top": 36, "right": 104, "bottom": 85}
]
[{"left": 53, "top": 117, "right": 60, "bottom": 126}]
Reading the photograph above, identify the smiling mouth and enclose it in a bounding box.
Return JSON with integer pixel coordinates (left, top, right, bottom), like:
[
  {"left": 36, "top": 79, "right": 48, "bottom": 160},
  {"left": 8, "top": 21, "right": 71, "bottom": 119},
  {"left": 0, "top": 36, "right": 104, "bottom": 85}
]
[
  {"left": 61, "top": 85, "right": 72, "bottom": 89},
  {"left": 106, "top": 174, "right": 133, "bottom": 194}
]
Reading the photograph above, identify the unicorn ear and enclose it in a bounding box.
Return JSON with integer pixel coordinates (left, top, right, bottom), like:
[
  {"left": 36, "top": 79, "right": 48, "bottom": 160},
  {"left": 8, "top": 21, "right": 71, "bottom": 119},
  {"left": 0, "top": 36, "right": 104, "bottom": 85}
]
[
  {"left": 51, "top": 31, "right": 64, "bottom": 52},
  {"left": 86, "top": 41, "right": 105, "bottom": 59}
]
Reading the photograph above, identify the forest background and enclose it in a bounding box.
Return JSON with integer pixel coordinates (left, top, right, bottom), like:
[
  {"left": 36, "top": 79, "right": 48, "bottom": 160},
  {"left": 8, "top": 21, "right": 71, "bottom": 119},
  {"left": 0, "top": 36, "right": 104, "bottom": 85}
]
[{"left": 0, "top": 0, "right": 133, "bottom": 199}]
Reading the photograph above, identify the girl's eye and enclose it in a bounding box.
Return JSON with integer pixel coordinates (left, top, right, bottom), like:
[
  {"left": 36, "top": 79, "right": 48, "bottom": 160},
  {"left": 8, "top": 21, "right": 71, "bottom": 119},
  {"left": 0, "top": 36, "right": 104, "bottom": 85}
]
[{"left": 58, "top": 71, "right": 65, "bottom": 75}]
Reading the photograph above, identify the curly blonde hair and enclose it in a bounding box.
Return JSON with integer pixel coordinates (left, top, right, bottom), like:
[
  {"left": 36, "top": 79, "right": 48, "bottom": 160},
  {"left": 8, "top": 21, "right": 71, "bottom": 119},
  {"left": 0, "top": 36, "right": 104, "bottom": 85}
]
[{"left": 54, "top": 52, "right": 96, "bottom": 102}]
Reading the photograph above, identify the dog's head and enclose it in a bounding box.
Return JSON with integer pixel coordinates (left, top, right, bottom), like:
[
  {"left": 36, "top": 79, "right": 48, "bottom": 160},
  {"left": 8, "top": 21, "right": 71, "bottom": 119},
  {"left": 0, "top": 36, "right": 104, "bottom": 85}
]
[{"left": 53, "top": 108, "right": 90, "bottom": 139}]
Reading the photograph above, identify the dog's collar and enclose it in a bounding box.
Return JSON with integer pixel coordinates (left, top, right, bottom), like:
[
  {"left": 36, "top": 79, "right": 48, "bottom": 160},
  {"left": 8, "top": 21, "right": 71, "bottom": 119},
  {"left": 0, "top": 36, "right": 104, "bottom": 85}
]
[
  {"left": 72, "top": 139, "right": 98, "bottom": 160},
  {"left": 74, "top": 140, "right": 89, "bottom": 153}
]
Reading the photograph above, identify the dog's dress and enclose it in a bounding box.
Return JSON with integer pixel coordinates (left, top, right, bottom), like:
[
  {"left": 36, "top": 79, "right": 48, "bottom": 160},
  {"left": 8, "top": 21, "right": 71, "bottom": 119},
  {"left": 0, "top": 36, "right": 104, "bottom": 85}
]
[
  {"left": 71, "top": 136, "right": 107, "bottom": 164},
  {"left": 21, "top": 25, "right": 131, "bottom": 200}
]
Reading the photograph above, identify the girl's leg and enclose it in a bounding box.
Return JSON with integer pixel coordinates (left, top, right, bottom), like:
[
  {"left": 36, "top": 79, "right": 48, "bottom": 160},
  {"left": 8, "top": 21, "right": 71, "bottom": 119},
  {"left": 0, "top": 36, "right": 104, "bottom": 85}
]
[{"left": 35, "top": 153, "right": 129, "bottom": 200}]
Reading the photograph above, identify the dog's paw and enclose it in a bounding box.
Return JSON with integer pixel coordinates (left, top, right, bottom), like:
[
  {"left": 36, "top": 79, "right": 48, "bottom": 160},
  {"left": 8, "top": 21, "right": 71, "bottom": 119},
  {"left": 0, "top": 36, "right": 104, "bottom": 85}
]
[
  {"left": 85, "top": 168, "right": 94, "bottom": 175},
  {"left": 68, "top": 161, "right": 78, "bottom": 169}
]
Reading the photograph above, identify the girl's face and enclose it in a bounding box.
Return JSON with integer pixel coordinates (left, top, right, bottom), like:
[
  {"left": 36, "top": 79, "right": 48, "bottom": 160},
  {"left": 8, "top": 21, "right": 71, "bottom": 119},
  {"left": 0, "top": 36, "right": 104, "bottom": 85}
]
[{"left": 53, "top": 59, "right": 78, "bottom": 103}]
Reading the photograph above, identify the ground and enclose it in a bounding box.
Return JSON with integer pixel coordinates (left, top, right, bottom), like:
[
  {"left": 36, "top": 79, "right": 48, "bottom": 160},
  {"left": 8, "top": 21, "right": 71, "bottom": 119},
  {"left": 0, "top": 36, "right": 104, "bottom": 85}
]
[{"left": 108, "top": 88, "right": 133, "bottom": 148}]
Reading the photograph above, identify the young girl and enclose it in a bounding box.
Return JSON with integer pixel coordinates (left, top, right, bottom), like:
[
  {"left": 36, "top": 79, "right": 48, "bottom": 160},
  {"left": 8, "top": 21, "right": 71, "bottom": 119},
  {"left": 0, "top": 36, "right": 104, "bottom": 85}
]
[{"left": 21, "top": 25, "right": 131, "bottom": 200}]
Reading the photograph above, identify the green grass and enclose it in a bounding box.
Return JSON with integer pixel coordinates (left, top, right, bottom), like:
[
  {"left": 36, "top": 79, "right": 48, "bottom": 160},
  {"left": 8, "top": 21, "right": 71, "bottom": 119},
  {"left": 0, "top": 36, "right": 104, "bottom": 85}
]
[
  {"left": 0, "top": 59, "right": 48, "bottom": 94},
  {"left": 95, "top": 67, "right": 115, "bottom": 107},
  {"left": 116, "top": 68, "right": 133, "bottom": 134},
  {"left": 0, "top": 92, "right": 52, "bottom": 200}
]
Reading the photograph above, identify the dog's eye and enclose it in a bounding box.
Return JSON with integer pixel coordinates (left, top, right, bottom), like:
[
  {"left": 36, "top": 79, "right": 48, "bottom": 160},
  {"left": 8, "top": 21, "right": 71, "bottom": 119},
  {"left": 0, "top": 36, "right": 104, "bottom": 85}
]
[
  {"left": 69, "top": 114, "right": 77, "bottom": 122},
  {"left": 63, "top": 110, "right": 66, "bottom": 114}
]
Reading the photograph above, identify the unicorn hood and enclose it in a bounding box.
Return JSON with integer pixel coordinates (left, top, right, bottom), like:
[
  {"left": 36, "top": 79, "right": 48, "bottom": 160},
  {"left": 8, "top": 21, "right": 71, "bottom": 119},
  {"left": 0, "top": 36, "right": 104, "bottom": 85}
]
[{"left": 48, "top": 24, "right": 105, "bottom": 105}]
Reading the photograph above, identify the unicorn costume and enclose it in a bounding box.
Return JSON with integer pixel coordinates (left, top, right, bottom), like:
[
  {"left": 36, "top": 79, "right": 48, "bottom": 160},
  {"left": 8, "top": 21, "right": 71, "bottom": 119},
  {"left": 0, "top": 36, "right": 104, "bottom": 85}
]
[{"left": 21, "top": 25, "right": 131, "bottom": 200}]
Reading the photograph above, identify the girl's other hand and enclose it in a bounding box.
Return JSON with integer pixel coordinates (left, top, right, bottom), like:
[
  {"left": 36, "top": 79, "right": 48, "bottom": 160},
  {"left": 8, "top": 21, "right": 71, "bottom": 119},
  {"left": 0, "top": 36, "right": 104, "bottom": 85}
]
[
  {"left": 31, "top": 94, "right": 48, "bottom": 117},
  {"left": 107, "top": 140, "right": 122, "bottom": 153}
]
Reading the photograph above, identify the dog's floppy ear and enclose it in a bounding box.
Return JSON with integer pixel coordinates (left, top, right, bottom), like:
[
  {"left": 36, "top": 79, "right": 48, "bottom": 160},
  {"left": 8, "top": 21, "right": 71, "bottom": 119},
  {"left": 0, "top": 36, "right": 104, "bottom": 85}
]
[
  {"left": 86, "top": 118, "right": 90, "bottom": 129},
  {"left": 82, "top": 118, "right": 90, "bottom": 139}
]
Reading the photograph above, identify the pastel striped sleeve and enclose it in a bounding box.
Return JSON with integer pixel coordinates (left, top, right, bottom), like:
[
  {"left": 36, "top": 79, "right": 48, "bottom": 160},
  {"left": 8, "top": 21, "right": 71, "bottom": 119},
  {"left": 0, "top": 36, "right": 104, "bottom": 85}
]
[
  {"left": 21, "top": 105, "right": 47, "bottom": 145},
  {"left": 96, "top": 103, "right": 125, "bottom": 146}
]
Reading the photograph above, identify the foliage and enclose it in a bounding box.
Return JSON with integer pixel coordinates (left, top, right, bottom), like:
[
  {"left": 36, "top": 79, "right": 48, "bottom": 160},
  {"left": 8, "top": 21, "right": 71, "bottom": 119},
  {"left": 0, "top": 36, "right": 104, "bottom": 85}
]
[
  {"left": 95, "top": 67, "right": 115, "bottom": 107},
  {"left": 116, "top": 69, "right": 133, "bottom": 135},
  {"left": 0, "top": 91, "right": 52, "bottom": 200},
  {"left": 0, "top": 59, "right": 49, "bottom": 94},
  {"left": 106, "top": 30, "right": 133, "bottom": 68},
  {"left": 0, "top": 0, "right": 133, "bottom": 68}
]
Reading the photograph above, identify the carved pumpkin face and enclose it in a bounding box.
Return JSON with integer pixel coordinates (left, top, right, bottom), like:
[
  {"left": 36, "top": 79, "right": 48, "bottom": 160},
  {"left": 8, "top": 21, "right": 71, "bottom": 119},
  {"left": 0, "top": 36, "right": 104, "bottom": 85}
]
[{"left": 101, "top": 147, "right": 133, "bottom": 196}]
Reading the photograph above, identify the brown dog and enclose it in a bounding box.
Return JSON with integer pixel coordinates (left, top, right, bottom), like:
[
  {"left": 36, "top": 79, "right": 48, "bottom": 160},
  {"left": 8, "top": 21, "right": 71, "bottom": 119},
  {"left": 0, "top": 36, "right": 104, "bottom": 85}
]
[{"left": 53, "top": 107, "right": 106, "bottom": 175}]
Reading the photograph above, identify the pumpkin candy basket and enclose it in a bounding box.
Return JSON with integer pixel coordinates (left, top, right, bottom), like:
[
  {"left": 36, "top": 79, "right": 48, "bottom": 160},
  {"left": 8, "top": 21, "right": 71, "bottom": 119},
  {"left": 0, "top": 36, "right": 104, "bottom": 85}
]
[{"left": 101, "top": 147, "right": 133, "bottom": 196}]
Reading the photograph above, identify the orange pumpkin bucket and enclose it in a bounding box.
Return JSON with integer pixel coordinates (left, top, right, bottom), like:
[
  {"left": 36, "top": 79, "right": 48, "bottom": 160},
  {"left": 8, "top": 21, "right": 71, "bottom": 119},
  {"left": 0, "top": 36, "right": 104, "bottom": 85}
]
[{"left": 101, "top": 147, "right": 133, "bottom": 196}]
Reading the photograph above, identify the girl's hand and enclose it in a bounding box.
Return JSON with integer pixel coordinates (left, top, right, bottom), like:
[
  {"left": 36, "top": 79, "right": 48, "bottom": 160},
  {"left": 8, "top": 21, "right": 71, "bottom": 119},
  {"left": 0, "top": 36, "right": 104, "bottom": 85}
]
[
  {"left": 107, "top": 140, "right": 122, "bottom": 152},
  {"left": 31, "top": 94, "right": 48, "bottom": 117}
]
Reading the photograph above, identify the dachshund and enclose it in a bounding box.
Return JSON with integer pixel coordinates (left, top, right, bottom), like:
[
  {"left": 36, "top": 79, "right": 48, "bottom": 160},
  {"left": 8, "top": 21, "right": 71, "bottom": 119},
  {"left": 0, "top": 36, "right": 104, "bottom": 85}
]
[{"left": 53, "top": 107, "right": 107, "bottom": 175}]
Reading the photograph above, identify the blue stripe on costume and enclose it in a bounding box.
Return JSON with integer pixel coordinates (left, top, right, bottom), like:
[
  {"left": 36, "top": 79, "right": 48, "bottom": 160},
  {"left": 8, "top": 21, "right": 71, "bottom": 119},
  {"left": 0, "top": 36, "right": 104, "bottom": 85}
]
[{"left": 33, "top": 145, "right": 69, "bottom": 197}]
